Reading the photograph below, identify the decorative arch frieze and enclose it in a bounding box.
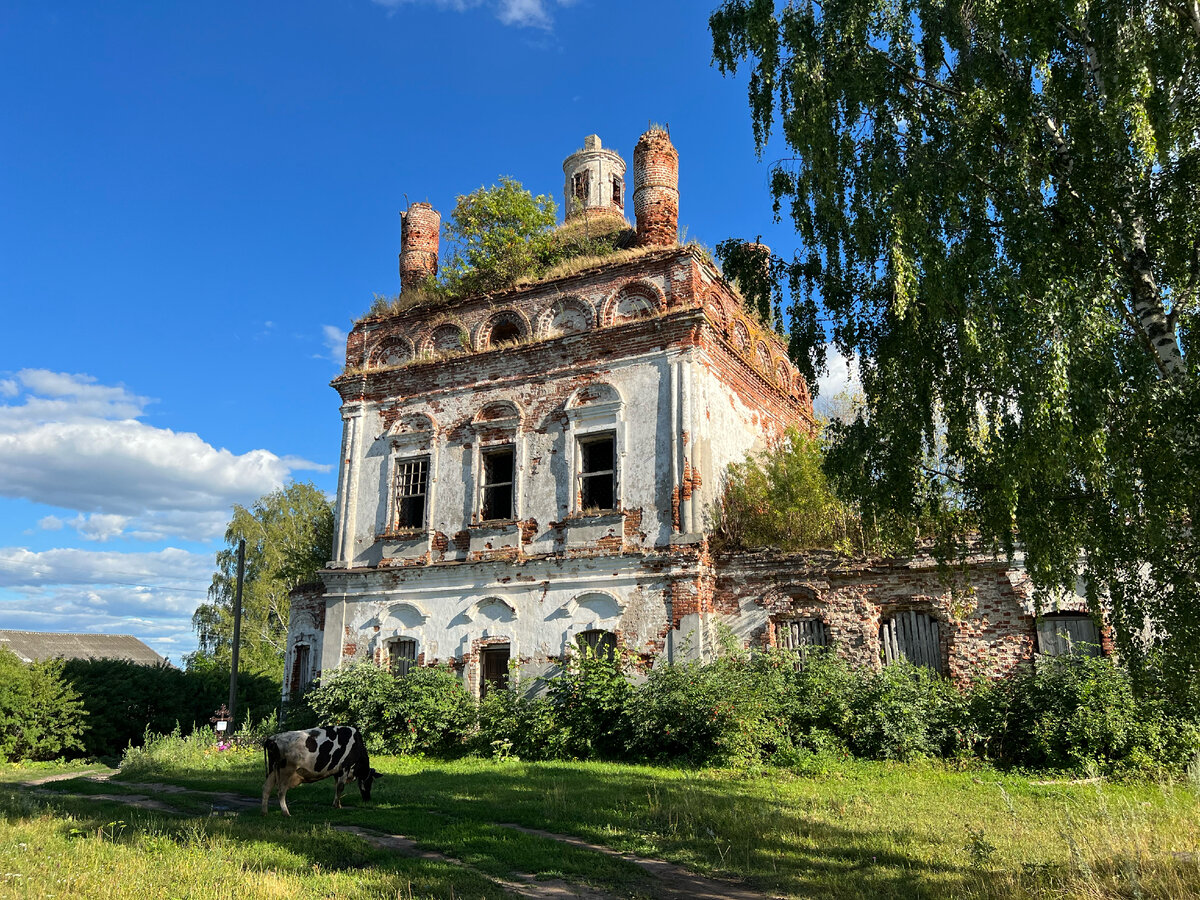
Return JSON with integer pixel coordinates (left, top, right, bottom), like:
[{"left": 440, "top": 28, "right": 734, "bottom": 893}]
[
  {"left": 599, "top": 280, "right": 665, "bottom": 327},
  {"left": 536, "top": 295, "right": 595, "bottom": 337},
  {"left": 474, "top": 308, "right": 530, "bottom": 350}
]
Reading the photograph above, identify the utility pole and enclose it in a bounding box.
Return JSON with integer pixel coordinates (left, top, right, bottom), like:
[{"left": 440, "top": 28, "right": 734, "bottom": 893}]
[{"left": 227, "top": 537, "right": 246, "bottom": 729}]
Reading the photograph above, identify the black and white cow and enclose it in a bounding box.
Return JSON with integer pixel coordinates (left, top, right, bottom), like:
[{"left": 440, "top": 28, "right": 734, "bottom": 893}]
[{"left": 261, "top": 725, "right": 382, "bottom": 816}]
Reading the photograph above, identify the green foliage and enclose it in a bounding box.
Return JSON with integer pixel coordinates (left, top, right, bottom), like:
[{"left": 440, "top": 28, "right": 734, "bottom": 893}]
[
  {"left": 304, "top": 662, "right": 475, "bottom": 755},
  {"left": 190, "top": 481, "right": 334, "bottom": 679},
  {"left": 60, "top": 657, "right": 280, "bottom": 759},
  {"left": 0, "top": 649, "right": 87, "bottom": 762},
  {"left": 716, "top": 426, "right": 892, "bottom": 554},
  {"left": 442, "top": 177, "right": 558, "bottom": 295},
  {"left": 474, "top": 678, "right": 560, "bottom": 761},
  {"left": 711, "top": 0, "right": 1200, "bottom": 694},
  {"left": 545, "top": 649, "right": 633, "bottom": 760}
]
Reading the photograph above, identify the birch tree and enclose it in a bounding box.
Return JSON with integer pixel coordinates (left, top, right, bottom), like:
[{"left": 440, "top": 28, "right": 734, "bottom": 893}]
[
  {"left": 711, "top": 0, "right": 1200, "bottom": 691},
  {"left": 190, "top": 482, "right": 334, "bottom": 678}
]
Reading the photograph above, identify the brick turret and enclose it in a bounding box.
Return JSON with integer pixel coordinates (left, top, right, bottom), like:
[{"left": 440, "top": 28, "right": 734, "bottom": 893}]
[
  {"left": 399, "top": 202, "right": 440, "bottom": 292},
  {"left": 633, "top": 127, "right": 679, "bottom": 247}
]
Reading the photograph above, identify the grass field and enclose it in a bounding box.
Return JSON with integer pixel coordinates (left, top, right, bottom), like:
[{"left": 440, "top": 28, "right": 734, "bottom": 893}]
[{"left": 3, "top": 744, "right": 1199, "bottom": 899}]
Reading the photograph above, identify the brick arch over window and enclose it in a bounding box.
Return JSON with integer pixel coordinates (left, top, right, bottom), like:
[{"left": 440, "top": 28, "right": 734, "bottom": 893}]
[
  {"left": 732, "top": 318, "right": 751, "bottom": 354},
  {"left": 420, "top": 322, "right": 467, "bottom": 356},
  {"left": 368, "top": 336, "right": 414, "bottom": 368},
  {"left": 387, "top": 411, "right": 437, "bottom": 438},
  {"left": 536, "top": 296, "right": 594, "bottom": 337},
  {"left": 565, "top": 382, "right": 623, "bottom": 411},
  {"left": 475, "top": 308, "right": 530, "bottom": 350},
  {"left": 472, "top": 399, "right": 523, "bottom": 427},
  {"left": 599, "top": 280, "right": 665, "bottom": 327}
]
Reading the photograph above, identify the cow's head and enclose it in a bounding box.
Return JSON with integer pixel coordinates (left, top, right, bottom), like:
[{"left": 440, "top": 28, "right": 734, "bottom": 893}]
[{"left": 357, "top": 767, "right": 383, "bottom": 802}]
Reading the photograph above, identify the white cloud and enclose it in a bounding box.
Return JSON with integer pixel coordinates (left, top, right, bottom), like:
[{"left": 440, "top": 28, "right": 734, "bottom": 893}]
[
  {"left": 0, "top": 370, "right": 328, "bottom": 541},
  {"left": 38, "top": 515, "right": 64, "bottom": 531},
  {"left": 370, "top": 0, "right": 574, "bottom": 29},
  {"left": 321, "top": 325, "right": 348, "bottom": 364},
  {"left": 0, "top": 545, "right": 215, "bottom": 659},
  {"left": 813, "top": 347, "right": 864, "bottom": 422}
]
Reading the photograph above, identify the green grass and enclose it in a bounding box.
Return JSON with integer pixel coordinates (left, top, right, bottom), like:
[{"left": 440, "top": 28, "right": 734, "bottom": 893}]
[{"left": 4, "top": 740, "right": 1200, "bottom": 899}]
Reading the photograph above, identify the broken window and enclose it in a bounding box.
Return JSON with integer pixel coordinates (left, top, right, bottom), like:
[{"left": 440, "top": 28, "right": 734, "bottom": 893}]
[
  {"left": 1036, "top": 614, "right": 1101, "bottom": 657},
  {"left": 776, "top": 618, "right": 829, "bottom": 668},
  {"left": 578, "top": 432, "right": 616, "bottom": 511},
  {"left": 480, "top": 645, "right": 510, "bottom": 698},
  {"left": 576, "top": 629, "right": 617, "bottom": 661},
  {"left": 388, "top": 637, "right": 417, "bottom": 676},
  {"left": 480, "top": 445, "right": 515, "bottom": 521},
  {"left": 289, "top": 644, "right": 311, "bottom": 695},
  {"left": 490, "top": 319, "right": 522, "bottom": 346},
  {"left": 612, "top": 175, "right": 623, "bottom": 208},
  {"left": 880, "top": 610, "right": 942, "bottom": 674},
  {"left": 572, "top": 171, "right": 590, "bottom": 203},
  {"left": 394, "top": 456, "right": 429, "bottom": 530}
]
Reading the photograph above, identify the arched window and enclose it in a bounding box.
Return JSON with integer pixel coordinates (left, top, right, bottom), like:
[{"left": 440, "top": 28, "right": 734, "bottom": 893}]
[
  {"left": 880, "top": 610, "right": 943, "bottom": 674},
  {"left": 576, "top": 629, "right": 616, "bottom": 661}
]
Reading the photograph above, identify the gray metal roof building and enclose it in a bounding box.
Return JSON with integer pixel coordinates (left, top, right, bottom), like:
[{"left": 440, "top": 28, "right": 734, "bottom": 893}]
[{"left": 0, "top": 630, "right": 166, "bottom": 666}]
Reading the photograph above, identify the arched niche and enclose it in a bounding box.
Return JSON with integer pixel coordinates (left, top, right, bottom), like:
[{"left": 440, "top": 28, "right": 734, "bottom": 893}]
[
  {"left": 369, "top": 336, "right": 414, "bottom": 369},
  {"left": 388, "top": 411, "right": 436, "bottom": 438},
  {"left": 476, "top": 308, "right": 530, "bottom": 350},
  {"left": 600, "top": 280, "right": 665, "bottom": 327},
  {"left": 381, "top": 601, "right": 429, "bottom": 630},
  {"left": 472, "top": 400, "right": 523, "bottom": 429},
  {"left": 565, "top": 382, "right": 623, "bottom": 414},
  {"left": 537, "top": 296, "right": 594, "bottom": 337},
  {"left": 755, "top": 341, "right": 772, "bottom": 372},
  {"left": 461, "top": 596, "right": 519, "bottom": 624},
  {"left": 562, "top": 591, "right": 623, "bottom": 623},
  {"left": 422, "top": 322, "right": 467, "bottom": 356},
  {"left": 732, "top": 319, "right": 751, "bottom": 354}
]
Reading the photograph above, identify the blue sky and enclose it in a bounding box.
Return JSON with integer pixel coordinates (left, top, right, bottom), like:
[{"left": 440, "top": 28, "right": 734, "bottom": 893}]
[{"left": 0, "top": 0, "right": 854, "bottom": 663}]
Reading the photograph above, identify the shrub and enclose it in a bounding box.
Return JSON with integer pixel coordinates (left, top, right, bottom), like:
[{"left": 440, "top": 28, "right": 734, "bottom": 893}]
[
  {"left": 626, "top": 651, "right": 791, "bottom": 767},
  {"left": 546, "top": 649, "right": 633, "bottom": 760},
  {"left": 305, "top": 662, "right": 474, "bottom": 755},
  {"left": 0, "top": 650, "right": 87, "bottom": 762},
  {"left": 475, "top": 676, "right": 560, "bottom": 761}
]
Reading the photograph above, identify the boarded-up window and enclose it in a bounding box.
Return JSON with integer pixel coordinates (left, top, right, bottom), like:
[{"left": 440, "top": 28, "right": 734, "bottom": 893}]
[
  {"left": 576, "top": 629, "right": 616, "bottom": 661},
  {"left": 776, "top": 618, "right": 829, "bottom": 667},
  {"left": 480, "top": 645, "right": 510, "bottom": 698},
  {"left": 395, "top": 456, "right": 429, "bottom": 530},
  {"left": 880, "top": 611, "right": 942, "bottom": 673},
  {"left": 388, "top": 638, "right": 417, "bottom": 676},
  {"left": 1037, "top": 615, "right": 1101, "bottom": 657}
]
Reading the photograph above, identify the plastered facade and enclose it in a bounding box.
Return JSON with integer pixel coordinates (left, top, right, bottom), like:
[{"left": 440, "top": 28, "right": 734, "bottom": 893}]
[{"left": 284, "top": 129, "right": 1079, "bottom": 703}]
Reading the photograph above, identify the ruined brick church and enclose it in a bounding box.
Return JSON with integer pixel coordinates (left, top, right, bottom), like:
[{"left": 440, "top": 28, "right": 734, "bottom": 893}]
[{"left": 284, "top": 128, "right": 1099, "bottom": 702}]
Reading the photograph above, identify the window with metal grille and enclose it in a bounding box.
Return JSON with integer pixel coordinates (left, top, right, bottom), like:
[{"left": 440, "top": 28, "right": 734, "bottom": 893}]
[
  {"left": 776, "top": 618, "right": 829, "bottom": 667},
  {"left": 576, "top": 629, "right": 616, "bottom": 661},
  {"left": 394, "top": 456, "right": 429, "bottom": 530},
  {"left": 578, "top": 433, "right": 616, "bottom": 511},
  {"left": 388, "top": 637, "right": 417, "bottom": 676},
  {"left": 481, "top": 445, "right": 515, "bottom": 521},
  {"left": 1037, "top": 614, "right": 1101, "bottom": 657},
  {"left": 880, "top": 611, "right": 943, "bottom": 674}
]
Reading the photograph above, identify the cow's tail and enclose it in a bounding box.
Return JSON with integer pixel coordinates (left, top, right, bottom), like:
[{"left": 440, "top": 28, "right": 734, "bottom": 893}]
[{"left": 263, "top": 737, "right": 282, "bottom": 777}]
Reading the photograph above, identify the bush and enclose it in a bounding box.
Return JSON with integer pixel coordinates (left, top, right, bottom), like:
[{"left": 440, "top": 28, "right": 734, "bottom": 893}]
[
  {"left": 475, "top": 678, "right": 560, "bottom": 761},
  {"left": 60, "top": 657, "right": 280, "bottom": 759},
  {"left": 626, "top": 651, "right": 791, "bottom": 767},
  {"left": 846, "top": 662, "right": 963, "bottom": 761},
  {"left": 546, "top": 650, "right": 633, "bottom": 760},
  {"left": 0, "top": 650, "right": 87, "bottom": 762},
  {"left": 305, "top": 662, "right": 474, "bottom": 755}
]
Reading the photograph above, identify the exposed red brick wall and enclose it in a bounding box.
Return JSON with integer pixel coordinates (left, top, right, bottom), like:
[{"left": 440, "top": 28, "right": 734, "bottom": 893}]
[
  {"left": 399, "top": 202, "right": 440, "bottom": 291},
  {"left": 633, "top": 129, "right": 679, "bottom": 247}
]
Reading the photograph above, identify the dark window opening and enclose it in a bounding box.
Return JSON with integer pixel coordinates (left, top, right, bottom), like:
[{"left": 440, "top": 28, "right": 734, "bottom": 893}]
[
  {"left": 777, "top": 618, "right": 829, "bottom": 668},
  {"left": 880, "top": 610, "right": 942, "bottom": 674},
  {"left": 490, "top": 320, "right": 522, "bottom": 346},
  {"left": 395, "top": 456, "right": 429, "bottom": 530},
  {"left": 481, "top": 446, "right": 515, "bottom": 521},
  {"left": 290, "top": 644, "right": 311, "bottom": 695},
  {"left": 579, "top": 433, "right": 616, "bottom": 511},
  {"left": 480, "top": 645, "right": 510, "bottom": 698},
  {"left": 389, "top": 637, "right": 417, "bottom": 676},
  {"left": 612, "top": 175, "right": 623, "bottom": 208},
  {"left": 576, "top": 629, "right": 617, "bottom": 661},
  {"left": 1037, "top": 614, "right": 1101, "bottom": 657},
  {"left": 573, "top": 172, "right": 590, "bottom": 203}
]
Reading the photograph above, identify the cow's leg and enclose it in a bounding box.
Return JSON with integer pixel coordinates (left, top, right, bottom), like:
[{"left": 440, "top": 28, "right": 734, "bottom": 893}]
[
  {"left": 261, "top": 769, "right": 277, "bottom": 815},
  {"left": 334, "top": 777, "right": 344, "bottom": 808},
  {"left": 279, "top": 773, "right": 302, "bottom": 817}
]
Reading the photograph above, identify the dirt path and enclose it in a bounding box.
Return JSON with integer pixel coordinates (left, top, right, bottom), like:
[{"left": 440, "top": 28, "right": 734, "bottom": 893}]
[{"left": 14, "top": 775, "right": 782, "bottom": 900}]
